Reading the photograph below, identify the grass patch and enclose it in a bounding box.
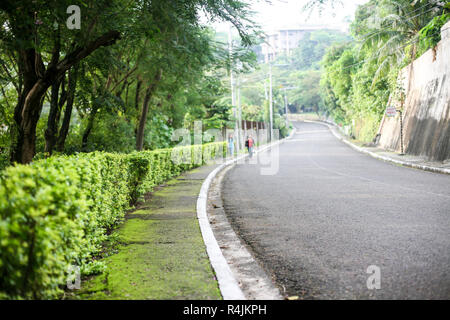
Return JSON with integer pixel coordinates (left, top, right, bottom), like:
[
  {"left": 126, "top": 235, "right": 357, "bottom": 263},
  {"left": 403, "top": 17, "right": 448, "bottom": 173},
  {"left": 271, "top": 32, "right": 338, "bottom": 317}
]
[{"left": 70, "top": 167, "right": 221, "bottom": 300}]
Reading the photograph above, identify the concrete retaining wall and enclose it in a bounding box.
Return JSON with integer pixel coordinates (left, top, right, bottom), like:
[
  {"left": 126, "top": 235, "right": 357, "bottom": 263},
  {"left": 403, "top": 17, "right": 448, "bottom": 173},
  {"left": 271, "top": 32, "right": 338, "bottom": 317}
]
[{"left": 378, "top": 21, "right": 450, "bottom": 161}]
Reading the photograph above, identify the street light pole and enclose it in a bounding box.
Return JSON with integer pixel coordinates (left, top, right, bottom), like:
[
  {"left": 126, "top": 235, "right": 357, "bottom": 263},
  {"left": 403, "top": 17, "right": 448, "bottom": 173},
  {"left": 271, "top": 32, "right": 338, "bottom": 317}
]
[
  {"left": 228, "top": 25, "right": 239, "bottom": 153},
  {"left": 267, "top": 62, "right": 291, "bottom": 142},
  {"left": 237, "top": 76, "right": 242, "bottom": 151},
  {"left": 269, "top": 62, "right": 273, "bottom": 142},
  {"left": 398, "top": 93, "right": 405, "bottom": 156},
  {"left": 228, "top": 26, "right": 235, "bottom": 107},
  {"left": 284, "top": 88, "right": 288, "bottom": 126}
]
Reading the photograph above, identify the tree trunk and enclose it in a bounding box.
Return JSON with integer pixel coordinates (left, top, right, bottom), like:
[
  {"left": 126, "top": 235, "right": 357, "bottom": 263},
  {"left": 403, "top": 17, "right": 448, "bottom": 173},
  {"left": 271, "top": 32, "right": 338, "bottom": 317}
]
[
  {"left": 12, "top": 79, "right": 49, "bottom": 164},
  {"left": 81, "top": 106, "right": 98, "bottom": 152},
  {"left": 10, "top": 48, "right": 40, "bottom": 164},
  {"left": 135, "top": 70, "right": 162, "bottom": 151},
  {"left": 44, "top": 26, "right": 64, "bottom": 155},
  {"left": 167, "top": 94, "right": 174, "bottom": 126},
  {"left": 9, "top": 30, "right": 121, "bottom": 164},
  {"left": 56, "top": 64, "right": 79, "bottom": 152},
  {"left": 125, "top": 81, "right": 130, "bottom": 106},
  {"left": 134, "top": 79, "right": 143, "bottom": 137},
  {"left": 134, "top": 79, "right": 142, "bottom": 112},
  {"left": 136, "top": 87, "right": 152, "bottom": 151},
  {"left": 44, "top": 76, "right": 63, "bottom": 154}
]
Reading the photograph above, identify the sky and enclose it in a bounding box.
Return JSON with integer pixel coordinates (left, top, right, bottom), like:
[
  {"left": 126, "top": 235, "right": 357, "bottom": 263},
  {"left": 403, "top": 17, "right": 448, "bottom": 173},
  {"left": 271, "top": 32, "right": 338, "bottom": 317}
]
[{"left": 211, "top": 0, "right": 370, "bottom": 33}]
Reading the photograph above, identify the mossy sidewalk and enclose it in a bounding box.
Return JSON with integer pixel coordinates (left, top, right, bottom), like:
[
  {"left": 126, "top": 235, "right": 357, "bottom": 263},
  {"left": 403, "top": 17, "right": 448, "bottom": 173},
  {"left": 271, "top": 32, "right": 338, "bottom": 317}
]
[{"left": 74, "top": 165, "right": 222, "bottom": 300}]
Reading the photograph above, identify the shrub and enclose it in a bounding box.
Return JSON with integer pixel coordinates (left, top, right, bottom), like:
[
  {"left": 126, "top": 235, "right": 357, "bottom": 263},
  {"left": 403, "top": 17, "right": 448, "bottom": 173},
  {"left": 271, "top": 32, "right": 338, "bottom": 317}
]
[
  {"left": 0, "top": 142, "right": 226, "bottom": 299},
  {"left": 419, "top": 10, "right": 450, "bottom": 55}
]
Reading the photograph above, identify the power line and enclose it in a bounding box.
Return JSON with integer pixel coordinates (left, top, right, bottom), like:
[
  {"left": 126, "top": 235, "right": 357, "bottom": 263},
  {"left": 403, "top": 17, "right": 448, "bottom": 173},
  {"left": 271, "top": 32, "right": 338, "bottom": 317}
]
[
  {"left": 357, "top": 3, "right": 439, "bottom": 43},
  {"left": 339, "top": 37, "right": 420, "bottom": 71},
  {"left": 360, "top": 1, "right": 434, "bottom": 37},
  {"left": 311, "top": 2, "right": 442, "bottom": 52},
  {"left": 337, "top": 4, "right": 445, "bottom": 70},
  {"left": 239, "top": 4, "right": 445, "bottom": 90}
]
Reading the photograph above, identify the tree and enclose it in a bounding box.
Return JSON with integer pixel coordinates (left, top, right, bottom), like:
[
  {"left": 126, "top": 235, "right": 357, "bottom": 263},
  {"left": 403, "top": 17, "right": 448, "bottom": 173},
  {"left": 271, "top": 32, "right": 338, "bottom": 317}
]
[
  {"left": 1, "top": 0, "right": 123, "bottom": 163},
  {"left": 291, "top": 70, "right": 322, "bottom": 113},
  {"left": 318, "top": 0, "right": 446, "bottom": 141},
  {"left": 353, "top": 0, "right": 445, "bottom": 84},
  {"left": 0, "top": 0, "right": 259, "bottom": 163}
]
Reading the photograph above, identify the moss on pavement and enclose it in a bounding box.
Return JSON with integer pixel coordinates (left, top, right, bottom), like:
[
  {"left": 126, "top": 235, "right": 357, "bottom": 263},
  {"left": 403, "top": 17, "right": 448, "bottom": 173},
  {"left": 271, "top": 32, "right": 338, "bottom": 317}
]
[{"left": 73, "top": 166, "right": 222, "bottom": 300}]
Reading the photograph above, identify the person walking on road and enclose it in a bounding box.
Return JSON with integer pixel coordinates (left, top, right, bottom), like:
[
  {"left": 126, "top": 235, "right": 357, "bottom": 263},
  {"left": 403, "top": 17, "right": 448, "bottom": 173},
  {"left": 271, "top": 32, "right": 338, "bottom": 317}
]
[{"left": 245, "top": 135, "right": 254, "bottom": 158}]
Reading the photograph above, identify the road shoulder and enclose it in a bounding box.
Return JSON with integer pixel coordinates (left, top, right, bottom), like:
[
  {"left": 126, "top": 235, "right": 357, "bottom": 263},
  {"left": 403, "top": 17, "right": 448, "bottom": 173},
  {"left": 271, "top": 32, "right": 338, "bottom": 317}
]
[
  {"left": 307, "top": 120, "right": 450, "bottom": 175},
  {"left": 207, "top": 164, "right": 284, "bottom": 300}
]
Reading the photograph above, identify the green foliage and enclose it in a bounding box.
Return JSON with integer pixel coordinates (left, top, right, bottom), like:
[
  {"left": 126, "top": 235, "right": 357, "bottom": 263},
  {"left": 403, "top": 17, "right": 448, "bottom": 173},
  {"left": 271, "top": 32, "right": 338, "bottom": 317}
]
[
  {"left": 319, "top": 0, "right": 447, "bottom": 141},
  {"left": 83, "top": 113, "right": 136, "bottom": 153},
  {"left": 226, "top": 29, "right": 349, "bottom": 122},
  {"left": 290, "top": 30, "right": 351, "bottom": 71},
  {"left": 291, "top": 70, "right": 322, "bottom": 113},
  {"left": 0, "top": 0, "right": 259, "bottom": 163},
  {"left": 0, "top": 86, "right": 14, "bottom": 169},
  {"left": 242, "top": 104, "right": 264, "bottom": 121},
  {"left": 143, "top": 114, "right": 174, "bottom": 150},
  {"left": 0, "top": 151, "right": 8, "bottom": 171},
  {"left": 320, "top": 42, "right": 392, "bottom": 139},
  {"left": 0, "top": 142, "right": 226, "bottom": 299},
  {"left": 278, "top": 30, "right": 349, "bottom": 114},
  {"left": 274, "top": 115, "right": 289, "bottom": 138},
  {"left": 419, "top": 10, "right": 450, "bottom": 53}
]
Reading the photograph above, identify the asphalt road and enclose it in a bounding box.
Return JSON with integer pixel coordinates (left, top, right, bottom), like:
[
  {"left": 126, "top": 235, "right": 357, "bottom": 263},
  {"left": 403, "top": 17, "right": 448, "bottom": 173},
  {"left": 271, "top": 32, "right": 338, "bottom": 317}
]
[{"left": 222, "top": 121, "right": 450, "bottom": 299}]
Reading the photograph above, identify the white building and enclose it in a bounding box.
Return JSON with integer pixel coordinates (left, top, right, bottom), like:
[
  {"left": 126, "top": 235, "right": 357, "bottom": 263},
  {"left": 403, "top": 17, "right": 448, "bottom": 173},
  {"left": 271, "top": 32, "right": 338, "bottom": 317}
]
[{"left": 261, "top": 25, "right": 339, "bottom": 63}]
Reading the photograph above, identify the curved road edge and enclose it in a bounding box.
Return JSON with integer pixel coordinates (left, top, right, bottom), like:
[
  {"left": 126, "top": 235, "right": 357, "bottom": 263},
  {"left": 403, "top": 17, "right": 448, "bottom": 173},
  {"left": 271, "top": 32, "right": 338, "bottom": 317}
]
[
  {"left": 306, "top": 120, "right": 450, "bottom": 175},
  {"left": 196, "top": 127, "right": 296, "bottom": 300}
]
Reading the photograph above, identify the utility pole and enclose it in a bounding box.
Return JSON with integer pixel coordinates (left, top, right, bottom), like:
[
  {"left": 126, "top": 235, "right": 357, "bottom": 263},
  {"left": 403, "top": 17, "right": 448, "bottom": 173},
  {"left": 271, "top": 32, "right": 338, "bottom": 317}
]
[
  {"left": 268, "top": 62, "right": 273, "bottom": 142},
  {"left": 286, "top": 31, "right": 289, "bottom": 57},
  {"left": 264, "top": 81, "right": 268, "bottom": 100},
  {"left": 228, "top": 25, "right": 239, "bottom": 153},
  {"left": 399, "top": 109, "right": 404, "bottom": 155},
  {"left": 237, "top": 76, "right": 242, "bottom": 151},
  {"left": 398, "top": 93, "right": 405, "bottom": 155},
  {"left": 267, "top": 62, "right": 290, "bottom": 142},
  {"left": 284, "top": 88, "right": 288, "bottom": 126}
]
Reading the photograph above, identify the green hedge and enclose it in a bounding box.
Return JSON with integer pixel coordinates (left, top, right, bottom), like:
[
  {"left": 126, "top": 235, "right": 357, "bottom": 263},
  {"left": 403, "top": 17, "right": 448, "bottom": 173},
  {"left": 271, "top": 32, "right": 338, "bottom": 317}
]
[{"left": 0, "top": 142, "right": 226, "bottom": 299}]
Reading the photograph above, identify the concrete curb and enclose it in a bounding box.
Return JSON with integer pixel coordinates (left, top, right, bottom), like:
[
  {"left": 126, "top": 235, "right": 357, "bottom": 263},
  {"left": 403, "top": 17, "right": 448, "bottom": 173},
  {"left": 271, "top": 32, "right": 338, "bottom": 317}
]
[
  {"left": 305, "top": 120, "right": 450, "bottom": 175},
  {"left": 196, "top": 128, "right": 296, "bottom": 300}
]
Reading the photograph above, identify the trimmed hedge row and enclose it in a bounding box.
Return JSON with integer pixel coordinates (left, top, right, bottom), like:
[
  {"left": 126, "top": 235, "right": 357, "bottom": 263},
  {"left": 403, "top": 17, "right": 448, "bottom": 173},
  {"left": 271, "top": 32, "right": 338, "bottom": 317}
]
[{"left": 0, "top": 142, "right": 226, "bottom": 299}]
